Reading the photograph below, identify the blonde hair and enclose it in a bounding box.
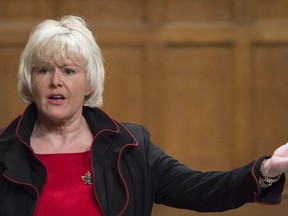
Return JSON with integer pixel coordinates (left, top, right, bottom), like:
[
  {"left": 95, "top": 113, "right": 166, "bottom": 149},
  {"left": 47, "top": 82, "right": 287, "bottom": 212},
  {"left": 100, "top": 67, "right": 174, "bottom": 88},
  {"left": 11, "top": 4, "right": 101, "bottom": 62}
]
[{"left": 18, "top": 15, "right": 105, "bottom": 108}]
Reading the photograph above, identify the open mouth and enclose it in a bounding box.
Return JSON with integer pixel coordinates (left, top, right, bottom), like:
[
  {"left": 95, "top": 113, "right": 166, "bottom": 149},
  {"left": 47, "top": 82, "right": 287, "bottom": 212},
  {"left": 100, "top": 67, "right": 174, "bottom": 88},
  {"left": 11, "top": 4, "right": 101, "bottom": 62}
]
[{"left": 48, "top": 94, "right": 66, "bottom": 101}]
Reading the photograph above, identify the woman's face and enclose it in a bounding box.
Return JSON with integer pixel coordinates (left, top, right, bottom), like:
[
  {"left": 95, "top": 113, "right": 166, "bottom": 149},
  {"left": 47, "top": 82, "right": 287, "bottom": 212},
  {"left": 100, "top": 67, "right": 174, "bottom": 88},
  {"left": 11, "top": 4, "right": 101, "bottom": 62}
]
[{"left": 31, "top": 56, "right": 91, "bottom": 123}]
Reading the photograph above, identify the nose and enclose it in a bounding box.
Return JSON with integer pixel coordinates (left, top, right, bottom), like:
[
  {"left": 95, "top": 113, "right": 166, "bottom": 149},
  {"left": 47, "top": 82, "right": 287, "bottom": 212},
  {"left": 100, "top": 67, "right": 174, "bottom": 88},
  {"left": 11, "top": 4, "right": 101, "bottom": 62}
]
[{"left": 49, "top": 70, "right": 62, "bottom": 88}]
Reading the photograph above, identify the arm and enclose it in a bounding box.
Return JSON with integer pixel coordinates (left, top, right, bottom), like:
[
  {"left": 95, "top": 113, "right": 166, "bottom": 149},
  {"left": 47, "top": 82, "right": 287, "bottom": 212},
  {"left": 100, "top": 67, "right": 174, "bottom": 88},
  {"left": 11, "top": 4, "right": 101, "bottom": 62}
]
[
  {"left": 146, "top": 135, "right": 285, "bottom": 212},
  {"left": 124, "top": 123, "right": 285, "bottom": 212}
]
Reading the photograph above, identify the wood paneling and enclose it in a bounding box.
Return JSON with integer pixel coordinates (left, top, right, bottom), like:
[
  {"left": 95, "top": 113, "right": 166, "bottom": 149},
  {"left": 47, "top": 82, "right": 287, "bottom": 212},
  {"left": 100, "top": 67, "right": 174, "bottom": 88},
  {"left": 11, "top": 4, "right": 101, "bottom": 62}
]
[
  {"left": 57, "top": 0, "right": 147, "bottom": 26},
  {"left": 251, "top": 0, "right": 288, "bottom": 20},
  {"left": 0, "top": 0, "right": 288, "bottom": 215},
  {"left": 102, "top": 46, "right": 146, "bottom": 123},
  {"left": 0, "top": 0, "right": 56, "bottom": 21},
  {"left": 0, "top": 47, "right": 26, "bottom": 126},
  {"left": 252, "top": 45, "right": 288, "bottom": 155},
  {"left": 149, "top": 44, "right": 234, "bottom": 170},
  {"left": 163, "top": 0, "right": 234, "bottom": 23}
]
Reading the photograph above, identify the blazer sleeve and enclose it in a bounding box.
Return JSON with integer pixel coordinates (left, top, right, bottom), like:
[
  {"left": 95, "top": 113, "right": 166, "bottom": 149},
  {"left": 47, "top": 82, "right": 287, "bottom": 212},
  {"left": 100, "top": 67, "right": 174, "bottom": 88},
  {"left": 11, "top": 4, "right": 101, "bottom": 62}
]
[{"left": 143, "top": 128, "right": 285, "bottom": 212}]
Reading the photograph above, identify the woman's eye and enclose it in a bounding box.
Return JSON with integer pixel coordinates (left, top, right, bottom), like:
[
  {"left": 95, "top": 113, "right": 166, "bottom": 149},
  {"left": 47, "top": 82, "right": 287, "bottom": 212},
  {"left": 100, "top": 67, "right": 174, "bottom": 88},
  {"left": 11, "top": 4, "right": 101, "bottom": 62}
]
[
  {"left": 38, "top": 67, "right": 50, "bottom": 74},
  {"left": 64, "top": 68, "right": 76, "bottom": 75}
]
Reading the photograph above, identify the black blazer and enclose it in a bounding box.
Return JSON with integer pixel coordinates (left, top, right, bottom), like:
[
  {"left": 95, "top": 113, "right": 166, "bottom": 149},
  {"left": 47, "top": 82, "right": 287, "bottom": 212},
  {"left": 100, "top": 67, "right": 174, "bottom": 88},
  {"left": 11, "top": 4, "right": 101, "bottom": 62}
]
[{"left": 0, "top": 104, "right": 285, "bottom": 216}]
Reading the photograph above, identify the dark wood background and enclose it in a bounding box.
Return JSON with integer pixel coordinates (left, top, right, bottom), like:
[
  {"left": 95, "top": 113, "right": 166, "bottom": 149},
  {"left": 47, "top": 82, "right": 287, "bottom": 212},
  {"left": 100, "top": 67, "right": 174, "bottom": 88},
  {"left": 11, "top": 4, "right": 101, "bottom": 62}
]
[{"left": 0, "top": 0, "right": 287, "bottom": 215}]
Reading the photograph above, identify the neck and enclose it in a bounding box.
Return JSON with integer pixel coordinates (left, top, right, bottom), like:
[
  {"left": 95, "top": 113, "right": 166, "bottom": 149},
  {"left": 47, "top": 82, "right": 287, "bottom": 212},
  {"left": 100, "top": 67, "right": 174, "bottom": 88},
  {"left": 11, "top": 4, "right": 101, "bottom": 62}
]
[
  {"left": 31, "top": 114, "right": 93, "bottom": 154},
  {"left": 35, "top": 114, "right": 86, "bottom": 135}
]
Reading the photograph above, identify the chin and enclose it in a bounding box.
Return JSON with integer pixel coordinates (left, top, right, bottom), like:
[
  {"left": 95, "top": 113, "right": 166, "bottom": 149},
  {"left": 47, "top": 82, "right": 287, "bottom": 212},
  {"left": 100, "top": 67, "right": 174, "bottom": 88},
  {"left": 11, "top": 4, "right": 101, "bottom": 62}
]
[{"left": 43, "top": 112, "right": 69, "bottom": 122}]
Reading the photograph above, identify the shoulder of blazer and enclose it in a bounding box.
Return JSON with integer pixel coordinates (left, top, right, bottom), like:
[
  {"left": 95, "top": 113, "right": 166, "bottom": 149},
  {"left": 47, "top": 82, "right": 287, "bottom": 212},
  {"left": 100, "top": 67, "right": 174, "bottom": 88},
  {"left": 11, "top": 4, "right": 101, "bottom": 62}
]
[{"left": 121, "top": 122, "right": 149, "bottom": 142}]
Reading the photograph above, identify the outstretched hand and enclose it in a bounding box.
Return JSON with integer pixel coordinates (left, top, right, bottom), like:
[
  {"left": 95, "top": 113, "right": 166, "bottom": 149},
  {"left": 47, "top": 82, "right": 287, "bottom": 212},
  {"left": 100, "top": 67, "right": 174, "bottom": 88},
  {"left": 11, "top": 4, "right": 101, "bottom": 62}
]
[{"left": 262, "top": 143, "right": 288, "bottom": 177}]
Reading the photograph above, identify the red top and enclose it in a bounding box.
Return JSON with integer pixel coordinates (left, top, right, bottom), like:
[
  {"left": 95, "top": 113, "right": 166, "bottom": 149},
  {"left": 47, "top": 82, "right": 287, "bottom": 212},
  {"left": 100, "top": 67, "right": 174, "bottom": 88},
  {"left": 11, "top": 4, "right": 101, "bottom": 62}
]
[{"left": 35, "top": 151, "right": 102, "bottom": 216}]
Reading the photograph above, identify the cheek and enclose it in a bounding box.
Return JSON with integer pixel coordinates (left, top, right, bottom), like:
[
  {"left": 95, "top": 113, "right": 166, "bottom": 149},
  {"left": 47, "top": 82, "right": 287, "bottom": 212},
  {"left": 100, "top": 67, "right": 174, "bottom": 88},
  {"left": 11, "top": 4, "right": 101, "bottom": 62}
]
[
  {"left": 30, "top": 86, "right": 41, "bottom": 101},
  {"left": 31, "top": 76, "right": 42, "bottom": 90},
  {"left": 31, "top": 78, "right": 46, "bottom": 99}
]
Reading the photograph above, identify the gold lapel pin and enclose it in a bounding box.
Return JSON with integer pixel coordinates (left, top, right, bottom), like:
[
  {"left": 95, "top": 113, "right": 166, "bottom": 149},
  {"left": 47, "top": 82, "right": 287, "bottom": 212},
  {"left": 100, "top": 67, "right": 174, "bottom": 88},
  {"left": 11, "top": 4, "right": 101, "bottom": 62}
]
[{"left": 81, "top": 171, "right": 93, "bottom": 185}]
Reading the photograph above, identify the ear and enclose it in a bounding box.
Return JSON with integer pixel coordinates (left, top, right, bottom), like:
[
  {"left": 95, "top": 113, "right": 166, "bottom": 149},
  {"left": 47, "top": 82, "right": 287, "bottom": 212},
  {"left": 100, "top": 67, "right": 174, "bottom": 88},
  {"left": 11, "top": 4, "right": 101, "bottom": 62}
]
[{"left": 84, "top": 86, "right": 92, "bottom": 96}]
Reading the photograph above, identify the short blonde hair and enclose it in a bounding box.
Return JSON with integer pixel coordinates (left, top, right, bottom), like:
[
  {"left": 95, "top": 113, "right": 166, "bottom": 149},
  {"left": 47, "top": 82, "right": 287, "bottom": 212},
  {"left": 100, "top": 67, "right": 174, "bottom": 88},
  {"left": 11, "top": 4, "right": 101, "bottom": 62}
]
[{"left": 18, "top": 15, "right": 105, "bottom": 108}]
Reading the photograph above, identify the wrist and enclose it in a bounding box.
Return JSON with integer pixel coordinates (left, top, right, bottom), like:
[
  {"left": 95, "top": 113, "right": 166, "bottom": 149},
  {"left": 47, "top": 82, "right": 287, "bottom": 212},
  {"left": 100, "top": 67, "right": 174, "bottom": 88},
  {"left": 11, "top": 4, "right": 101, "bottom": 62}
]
[{"left": 259, "top": 159, "right": 281, "bottom": 188}]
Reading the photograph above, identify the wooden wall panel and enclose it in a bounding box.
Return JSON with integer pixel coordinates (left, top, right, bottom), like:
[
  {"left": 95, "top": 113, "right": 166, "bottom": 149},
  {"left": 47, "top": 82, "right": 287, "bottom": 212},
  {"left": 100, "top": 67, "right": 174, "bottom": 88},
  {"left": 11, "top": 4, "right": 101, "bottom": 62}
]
[
  {"left": 163, "top": 0, "right": 233, "bottom": 23},
  {"left": 251, "top": 0, "right": 288, "bottom": 20},
  {"left": 0, "top": 0, "right": 56, "bottom": 21},
  {"left": 252, "top": 45, "right": 288, "bottom": 155},
  {"left": 1, "top": 0, "right": 288, "bottom": 215},
  {"left": 102, "top": 46, "right": 146, "bottom": 124},
  {"left": 57, "top": 0, "right": 147, "bottom": 25},
  {"left": 0, "top": 47, "right": 26, "bottom": 126},
  {"left": 149, "top": 45, "right": 234, "bottom": 170}
]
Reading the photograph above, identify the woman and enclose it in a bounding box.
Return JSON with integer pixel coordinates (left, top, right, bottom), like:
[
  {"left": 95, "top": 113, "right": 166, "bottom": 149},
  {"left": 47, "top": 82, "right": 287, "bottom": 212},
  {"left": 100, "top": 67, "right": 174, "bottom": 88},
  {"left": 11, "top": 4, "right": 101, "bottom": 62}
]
[{"left": 0, "top": 15, "right": 287, "bottom": 216}]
